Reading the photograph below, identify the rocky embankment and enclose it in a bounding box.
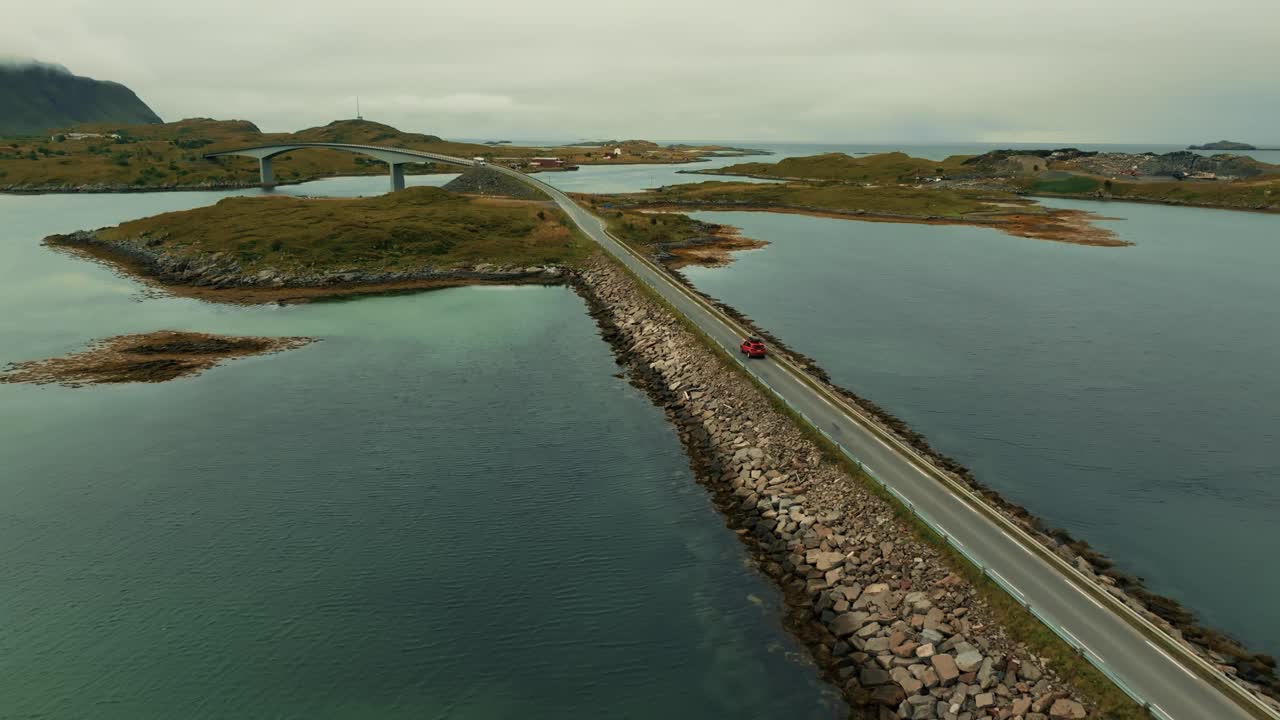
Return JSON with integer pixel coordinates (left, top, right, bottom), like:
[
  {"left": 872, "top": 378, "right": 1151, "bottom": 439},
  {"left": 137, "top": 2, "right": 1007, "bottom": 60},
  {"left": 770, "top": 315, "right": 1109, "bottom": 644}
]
[
  {"left": 442, "top": 166, "right": 548, "bottom": 200},
  {"left": 644, "top": 268, "right": 1280, "bottom": 707},
  {"left": 575, "top": 256, "right": 1092, "bottom": 719},
  {"left": 46, "top": 229, "right": 567, "bottom": 303}
]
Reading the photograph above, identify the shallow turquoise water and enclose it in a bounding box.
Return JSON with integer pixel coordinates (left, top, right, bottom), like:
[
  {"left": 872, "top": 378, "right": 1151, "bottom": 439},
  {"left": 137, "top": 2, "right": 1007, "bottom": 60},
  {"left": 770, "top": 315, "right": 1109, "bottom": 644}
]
[
  {"left": 0, "top": 187, "right": 842, "bottom": 718},
  {"left": 682, "top": 202, "right": 1280, "bottom": 656}
]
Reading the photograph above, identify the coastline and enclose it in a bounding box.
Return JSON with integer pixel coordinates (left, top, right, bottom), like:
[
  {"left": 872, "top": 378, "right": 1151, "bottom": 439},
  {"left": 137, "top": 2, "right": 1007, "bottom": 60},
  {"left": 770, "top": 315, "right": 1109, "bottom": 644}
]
[
  {"left": 34, "top": 191, "right": 1278, "bottom": 706},
  {"left": 1, "top": 330, "right": 313, "bottom": 386},
  {"left": 0, "top": 169, "right": 453, "bottom": 195},
  {"left": 591, "top": 199, "right": 1128, "bottom": 248},
  {"left": 1029, "top": 191, "right": 1280, "bottom": 215},
  {"left": 691, "top": 168, "right": 1280, "bottom": 216},
  {"left": 636, "top": 241, "right": 1280, "bottom": 705},
  {"left": 45, "top": 230, "right": 569, "bottom": 304},
  {"left": 570, "top": 256, "right": 1096, "bottom": 718}
]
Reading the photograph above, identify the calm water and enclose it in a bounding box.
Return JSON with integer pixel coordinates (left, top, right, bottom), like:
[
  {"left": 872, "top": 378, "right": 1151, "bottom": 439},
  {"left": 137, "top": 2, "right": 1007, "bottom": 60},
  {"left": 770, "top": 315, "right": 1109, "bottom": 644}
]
[
  {"left": 681, "top": 203, "right": 1280, "bottom": 657},
  {"left": 0, "top": 185, "right": 842, "bottom": 718}
]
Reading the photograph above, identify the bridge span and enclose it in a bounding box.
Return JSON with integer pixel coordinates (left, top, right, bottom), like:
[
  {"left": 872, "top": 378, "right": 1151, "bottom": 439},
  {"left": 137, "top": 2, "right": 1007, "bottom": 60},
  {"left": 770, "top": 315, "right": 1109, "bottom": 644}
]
[{"left": 204, "top": 142, "right": 477, "bottom": 191}]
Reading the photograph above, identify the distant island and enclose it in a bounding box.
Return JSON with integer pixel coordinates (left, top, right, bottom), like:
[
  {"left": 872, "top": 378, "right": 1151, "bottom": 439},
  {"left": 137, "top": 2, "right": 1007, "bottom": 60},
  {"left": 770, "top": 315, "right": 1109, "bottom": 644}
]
[
  {"left": 0, "top": 60, "right": 161, "bottom": 136},
  {"left": 1187, "top": 140, "right": 1278, "bottom": 151}
]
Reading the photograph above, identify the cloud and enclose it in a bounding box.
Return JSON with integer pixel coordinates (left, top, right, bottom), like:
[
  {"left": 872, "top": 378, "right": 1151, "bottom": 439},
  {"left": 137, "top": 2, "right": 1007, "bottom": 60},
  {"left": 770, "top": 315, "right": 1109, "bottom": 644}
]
[
  {"left": 378, "top": 94, "right": 521, "bottom": 114},
  {"left": 3, "top": 0, "right": 1278, "bottom": 143}
]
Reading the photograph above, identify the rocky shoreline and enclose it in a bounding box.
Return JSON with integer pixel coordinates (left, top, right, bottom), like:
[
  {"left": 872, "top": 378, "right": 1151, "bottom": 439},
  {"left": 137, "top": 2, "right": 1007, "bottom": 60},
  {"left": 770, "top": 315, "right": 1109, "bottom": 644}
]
[
  {"left": 1, "top": 330, "right": 312, "bottom": 386},
  {"left": 45, "top": 229, "right": 568, "bottom": 303},
  {"left": 642, "top": 259, "right": 1280, "bottom": 708},
  {"left": 587, "top": 199, "right": 1127, "bottom": 248},
  {"left": 572, "top": 256, "right": 1093, "bottom": 719},
  {"left": 2, "top": 180, "right": 269, "bottom": 194}
]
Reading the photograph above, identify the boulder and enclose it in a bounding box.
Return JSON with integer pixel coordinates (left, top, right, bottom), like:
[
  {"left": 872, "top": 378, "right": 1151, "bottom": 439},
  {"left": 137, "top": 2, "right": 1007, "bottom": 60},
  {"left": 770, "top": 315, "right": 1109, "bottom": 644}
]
[
  {"left": 1049, "top": 698, "right": 1087, "bottom": 719},
  {"left": 860, "top": 667, "right": 891, "bottom": 686},
  {"left": 891, "top": 666, "right": 924, "bottom": 695},
  {"left": 830, "top": 612, "right": 868, "bottom": 637},
  {"left": 931, "top": 654, "right": 960, "bottom": 684},
  {"left": 955, "top": 649, "right": 984, "bottom": 673},
  {"left": 869, "top": 684, "right": 906, "bottom": 707}
]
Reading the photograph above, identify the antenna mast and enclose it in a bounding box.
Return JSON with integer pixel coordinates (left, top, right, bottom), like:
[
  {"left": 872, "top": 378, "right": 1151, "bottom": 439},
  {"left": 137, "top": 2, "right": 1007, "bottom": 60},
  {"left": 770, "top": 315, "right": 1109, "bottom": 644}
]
[{"left": 356, "top": 96, "right": 363, "bottom": 120}]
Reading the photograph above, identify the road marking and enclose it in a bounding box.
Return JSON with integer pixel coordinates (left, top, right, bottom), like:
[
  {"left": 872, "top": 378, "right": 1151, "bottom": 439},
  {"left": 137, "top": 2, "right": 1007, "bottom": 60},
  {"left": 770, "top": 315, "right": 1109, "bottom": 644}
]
[
  {"left": 987, "top": 570, "right": 1024, "bottom": 600},
  {"left": 1071, "top": 582, "right": 1108, "bottom": 611},
  {"left": 999, "top": 529, "right": 1039, "bottom": 556},
  {"left": 1150, "top": 703, "right": 1175, "bottom": 720},
  {"left": 1146, "top": 640, "right": 1200, "bottom": 681}
]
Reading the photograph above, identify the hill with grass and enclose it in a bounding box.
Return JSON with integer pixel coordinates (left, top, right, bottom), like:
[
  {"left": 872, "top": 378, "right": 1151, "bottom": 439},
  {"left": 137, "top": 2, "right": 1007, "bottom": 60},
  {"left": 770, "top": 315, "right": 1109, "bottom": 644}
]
[
  {"left": 84, "top": 185, "right": 592, "bottom": 275},
  {"left": 0, "top": 61, "right": 161, "bottom": 136},
  {"left": 706, "top": 152, "right": 973, "bottom": 182},
  {"left": 0, "top": 115, "right": 762, "bottom": 192},
  {"left": 598, "top": 179, "right": 1000, "bottom": 218},
  {"left": 0, "top": 117, "right": 495, "bottom": 191}
]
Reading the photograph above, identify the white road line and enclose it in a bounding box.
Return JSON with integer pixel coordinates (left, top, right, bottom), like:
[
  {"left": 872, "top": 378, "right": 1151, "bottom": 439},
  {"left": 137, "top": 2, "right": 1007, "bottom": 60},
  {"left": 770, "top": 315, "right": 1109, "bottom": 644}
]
[
  {"left": 1150, "top": 703, "right": 1175, "bottom": 720},
  {"left": 987, "top": 570, "right": 1024, "bottom": 599},
  {"left": 1147, "top": 640, "right": 1200, "bottom": 681},
  {"left": 1071, "top": 582, "right": 1108, "bottom": 611},
  {"left": 1061, "top": 628, "right": 1084, "bottom": 649},
  {"left": 999, "top": 528, "right": 1038, "bottom": 556}
]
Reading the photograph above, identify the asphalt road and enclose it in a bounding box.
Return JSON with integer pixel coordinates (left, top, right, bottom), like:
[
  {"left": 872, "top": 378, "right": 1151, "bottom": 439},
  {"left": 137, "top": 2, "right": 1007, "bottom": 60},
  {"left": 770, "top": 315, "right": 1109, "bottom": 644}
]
[
  {"left": 496, "top": 165, "right": 1267, "bottom": 720},
  {"left": 210, "top": 141, "right": 1267, "bottom": 719}
]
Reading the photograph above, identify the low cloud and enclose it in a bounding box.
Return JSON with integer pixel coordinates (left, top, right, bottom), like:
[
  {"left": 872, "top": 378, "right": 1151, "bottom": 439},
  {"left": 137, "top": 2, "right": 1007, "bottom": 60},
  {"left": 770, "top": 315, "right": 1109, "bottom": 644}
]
[{"left": 3, "top": 0, "right": 1278, "bottom": 143}]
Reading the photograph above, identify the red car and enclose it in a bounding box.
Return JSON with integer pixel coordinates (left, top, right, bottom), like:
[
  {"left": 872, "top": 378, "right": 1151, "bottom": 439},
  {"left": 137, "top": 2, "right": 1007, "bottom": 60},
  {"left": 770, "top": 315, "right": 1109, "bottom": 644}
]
[{"left": 740, "top": 337, "right": 767, "bottom": 359}]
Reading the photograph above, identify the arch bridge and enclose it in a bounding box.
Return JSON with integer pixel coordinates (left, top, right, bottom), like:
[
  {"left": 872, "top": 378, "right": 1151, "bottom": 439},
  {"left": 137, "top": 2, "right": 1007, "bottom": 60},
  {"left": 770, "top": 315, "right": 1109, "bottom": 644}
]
[{"left": 204, "top": 143, "right": 478, "bottom": 191}]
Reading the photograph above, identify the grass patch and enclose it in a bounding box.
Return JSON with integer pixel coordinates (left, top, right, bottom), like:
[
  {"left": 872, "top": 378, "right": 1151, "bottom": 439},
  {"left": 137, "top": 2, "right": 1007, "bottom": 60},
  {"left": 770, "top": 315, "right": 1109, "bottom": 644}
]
[
  {"left": 592, "top": 179, "right": 1009, "bottom": 219},
  {"left": 601, "top": 209, "right": 721, "bottom": 253},
  {"left": 1031, "top": 176, "right": 1102, "bottom": 194},
  {"left": 97, "top": 186, "right": 594, "bottom": 273},
  {"left": 708, "top": 151, "right": 975, "bottom": 182}
]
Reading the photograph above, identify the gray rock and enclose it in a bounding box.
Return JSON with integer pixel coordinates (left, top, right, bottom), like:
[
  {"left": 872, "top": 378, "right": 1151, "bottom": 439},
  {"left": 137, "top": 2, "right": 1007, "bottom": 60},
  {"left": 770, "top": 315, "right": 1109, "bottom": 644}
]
[
  {"left": 1049, "top": 698, "right": 1087, "bottom": 719},
  {"left": 931, "top": 654, "right": 960, "bottom": 684},
  {"left": 861, "top": 667, "right": 891, "bottom": 686},
  {"left": 955, "top": 649, "right": 983, "bottom": 673},
  {"left": 830, "top": 612, "right": 869, "bottom": 637}
]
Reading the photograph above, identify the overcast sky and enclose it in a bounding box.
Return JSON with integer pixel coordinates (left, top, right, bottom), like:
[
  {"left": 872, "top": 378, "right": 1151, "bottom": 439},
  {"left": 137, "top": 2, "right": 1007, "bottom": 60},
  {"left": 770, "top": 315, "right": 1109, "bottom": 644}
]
[{"left": 5, "top": 0, "right": 1278, "bottom": 143}]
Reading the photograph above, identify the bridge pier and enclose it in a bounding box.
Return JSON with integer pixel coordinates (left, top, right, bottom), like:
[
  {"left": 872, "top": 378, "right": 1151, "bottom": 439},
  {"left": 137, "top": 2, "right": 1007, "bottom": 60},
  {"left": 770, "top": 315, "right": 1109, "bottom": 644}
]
[
  {"left": 389, "top": 163, "right": 405, "bottom": 192},
  {"left": 259, "top": 157, "right": 275, "bottom": 187}
]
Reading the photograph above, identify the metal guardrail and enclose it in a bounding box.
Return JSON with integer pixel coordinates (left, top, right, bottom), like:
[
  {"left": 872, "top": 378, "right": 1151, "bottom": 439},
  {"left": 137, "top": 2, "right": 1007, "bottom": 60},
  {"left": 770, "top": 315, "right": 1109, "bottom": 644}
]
[{"left": 509, "top": 168, "right": 1280, "bottom": 720}]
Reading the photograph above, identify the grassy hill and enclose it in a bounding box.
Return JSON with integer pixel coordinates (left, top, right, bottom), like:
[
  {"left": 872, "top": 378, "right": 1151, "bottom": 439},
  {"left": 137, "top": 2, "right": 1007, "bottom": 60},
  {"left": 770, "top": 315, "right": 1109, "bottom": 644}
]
[
  {"left": 0, "top": 116, "right": 754, "bottom": 191},
  {"left": 707, "top": 152, "right": 974, "bottom": 183},
  {"left": 92, "top": 185, "right": 593, "bottom": 273},
  {"left": 0, "top": 61, "right": 161, "bottom": 136},
  {"left": 1026, "top": 175, "right": 1280, "bottom": 211},
  {"left": 0, "top": 118, "right": 495, "bottom": 190},
  {"left": 596, "top": 180, "right": 1005, "bottom": 219}
]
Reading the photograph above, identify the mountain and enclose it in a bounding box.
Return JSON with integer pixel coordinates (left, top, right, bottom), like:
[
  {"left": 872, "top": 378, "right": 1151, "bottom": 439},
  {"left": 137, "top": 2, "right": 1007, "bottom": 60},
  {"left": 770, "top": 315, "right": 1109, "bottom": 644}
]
[
  {"left": 0, "top": 60, "right": 162, "bottom": 136},
  {"left": 1188, "top": 140, "right": 1257, "bottom": 151}
]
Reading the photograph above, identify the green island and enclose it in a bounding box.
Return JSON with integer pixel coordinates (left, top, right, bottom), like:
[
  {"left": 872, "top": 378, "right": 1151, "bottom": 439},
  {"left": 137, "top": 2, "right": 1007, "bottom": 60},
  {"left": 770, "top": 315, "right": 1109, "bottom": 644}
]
[
  {"left": 702, "top": 149, "right": 1280, "bottom": 213},
  {"left": 581, "top": 177, "right": 1126, "bottom": 247},
  {"left": 47, "top": 184, "right": 595, "bottom": 303},
  {"left": 0, "top": 117, "right": 765, "bottom": 192}
]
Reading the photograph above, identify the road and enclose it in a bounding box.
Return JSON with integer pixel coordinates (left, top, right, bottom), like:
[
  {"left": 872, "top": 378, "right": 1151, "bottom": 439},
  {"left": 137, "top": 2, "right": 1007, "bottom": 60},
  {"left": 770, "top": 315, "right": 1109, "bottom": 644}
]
[
  {"left": 492, "top": 164, "right": 1271, "bottom": 720},
  {"left": 211, "top": 141, "right": 1271, "bottom": 718}
]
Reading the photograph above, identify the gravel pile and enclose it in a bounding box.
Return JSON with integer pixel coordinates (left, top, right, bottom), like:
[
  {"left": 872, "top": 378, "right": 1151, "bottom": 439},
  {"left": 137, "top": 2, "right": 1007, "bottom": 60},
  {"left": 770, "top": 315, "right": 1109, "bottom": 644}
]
[{"left": 442, "top": 166, "right": 548, "bottom": 200}]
